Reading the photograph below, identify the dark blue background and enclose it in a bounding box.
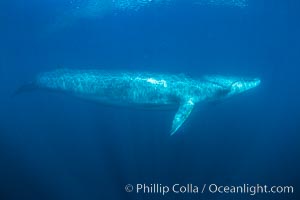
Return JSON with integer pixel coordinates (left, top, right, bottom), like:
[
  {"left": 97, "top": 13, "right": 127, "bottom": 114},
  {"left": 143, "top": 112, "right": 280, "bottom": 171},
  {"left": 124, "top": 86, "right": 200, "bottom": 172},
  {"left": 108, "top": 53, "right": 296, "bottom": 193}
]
[{"left": 0, "top": 0, "right": 299, "bottom": 199}]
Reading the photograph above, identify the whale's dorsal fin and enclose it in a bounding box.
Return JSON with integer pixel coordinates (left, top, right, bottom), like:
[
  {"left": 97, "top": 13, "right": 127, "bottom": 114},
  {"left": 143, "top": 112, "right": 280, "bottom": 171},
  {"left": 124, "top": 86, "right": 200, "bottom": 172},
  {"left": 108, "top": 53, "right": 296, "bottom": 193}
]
[{"left": 170, "top": 99, "right": 195, "bottom": 135}]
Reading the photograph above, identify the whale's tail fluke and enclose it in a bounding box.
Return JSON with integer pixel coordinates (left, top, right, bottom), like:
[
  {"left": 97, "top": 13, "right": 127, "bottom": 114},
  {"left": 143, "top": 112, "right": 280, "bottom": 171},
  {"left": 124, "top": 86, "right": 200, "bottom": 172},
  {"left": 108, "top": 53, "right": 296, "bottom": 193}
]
[{"left": 11, "top": 82, "right": 38, "bottom": 98}]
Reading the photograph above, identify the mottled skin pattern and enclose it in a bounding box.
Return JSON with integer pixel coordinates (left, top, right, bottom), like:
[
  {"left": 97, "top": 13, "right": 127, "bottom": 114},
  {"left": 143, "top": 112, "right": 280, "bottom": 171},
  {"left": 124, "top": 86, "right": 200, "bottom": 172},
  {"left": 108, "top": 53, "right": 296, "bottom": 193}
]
[
  {"left": 37, "top": 69, "right": 223, "bottom": 105},
  {"left": 35, "top": 69, "right": 260, "bottom": 135}
]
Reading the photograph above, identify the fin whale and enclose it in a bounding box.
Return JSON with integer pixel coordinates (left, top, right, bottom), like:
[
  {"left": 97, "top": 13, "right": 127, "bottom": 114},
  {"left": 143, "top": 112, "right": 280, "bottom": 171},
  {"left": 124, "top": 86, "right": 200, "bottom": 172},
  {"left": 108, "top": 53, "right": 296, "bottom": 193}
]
[{"left": 17, "top": 69, "right": 260, "bottom": 135}]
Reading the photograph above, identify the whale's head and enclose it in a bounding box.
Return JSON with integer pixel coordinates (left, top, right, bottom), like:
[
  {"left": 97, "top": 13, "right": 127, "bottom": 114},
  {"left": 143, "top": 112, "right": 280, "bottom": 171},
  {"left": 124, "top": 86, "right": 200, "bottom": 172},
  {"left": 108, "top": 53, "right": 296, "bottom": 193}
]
[
  {"left": 227, "top": 77, "right": 261, "bottom": 97},
  {"left": 204, "top": 75, "right": 261, "bottom": 98}
]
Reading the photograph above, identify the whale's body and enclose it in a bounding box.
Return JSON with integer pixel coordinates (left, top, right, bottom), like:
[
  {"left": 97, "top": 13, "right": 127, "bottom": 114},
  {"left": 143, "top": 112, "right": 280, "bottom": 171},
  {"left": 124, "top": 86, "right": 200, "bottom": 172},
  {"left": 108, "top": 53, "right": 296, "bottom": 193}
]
[{"left": 20, "top": 69, "right": 260, "bottom": 135}]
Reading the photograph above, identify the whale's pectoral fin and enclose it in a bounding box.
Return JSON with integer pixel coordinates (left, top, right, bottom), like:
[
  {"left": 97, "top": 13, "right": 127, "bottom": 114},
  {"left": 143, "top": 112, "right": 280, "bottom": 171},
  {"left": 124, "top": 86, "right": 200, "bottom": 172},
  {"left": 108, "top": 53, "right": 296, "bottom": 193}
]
[{"left": 170, "top": 99, "right": 195, "bottom": 135}]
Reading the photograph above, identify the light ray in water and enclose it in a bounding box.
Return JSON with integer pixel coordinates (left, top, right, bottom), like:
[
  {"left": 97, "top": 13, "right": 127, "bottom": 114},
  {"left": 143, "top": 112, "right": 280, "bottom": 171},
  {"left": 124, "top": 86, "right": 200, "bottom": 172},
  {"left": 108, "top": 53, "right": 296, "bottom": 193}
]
[{"left": 47, "top": 0, "right": 248, "bottom": 33}]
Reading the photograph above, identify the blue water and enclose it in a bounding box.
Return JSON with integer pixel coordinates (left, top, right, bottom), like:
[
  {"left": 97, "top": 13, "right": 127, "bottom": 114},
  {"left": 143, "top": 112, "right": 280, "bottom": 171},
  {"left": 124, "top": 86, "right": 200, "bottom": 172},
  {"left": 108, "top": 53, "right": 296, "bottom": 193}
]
[{"left": 0, "top": 1, "right": 299, "bottom": 199}]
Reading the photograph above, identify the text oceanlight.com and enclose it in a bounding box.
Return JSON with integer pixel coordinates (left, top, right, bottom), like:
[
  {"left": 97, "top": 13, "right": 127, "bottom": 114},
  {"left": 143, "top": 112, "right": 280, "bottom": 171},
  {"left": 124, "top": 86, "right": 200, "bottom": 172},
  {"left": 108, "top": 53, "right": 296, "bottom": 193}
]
[{"left": 124, "top": 183, "right": 294, "bottom": 196}]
